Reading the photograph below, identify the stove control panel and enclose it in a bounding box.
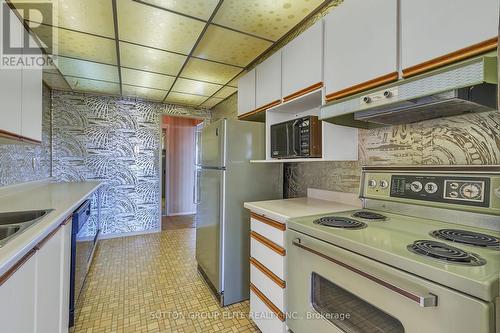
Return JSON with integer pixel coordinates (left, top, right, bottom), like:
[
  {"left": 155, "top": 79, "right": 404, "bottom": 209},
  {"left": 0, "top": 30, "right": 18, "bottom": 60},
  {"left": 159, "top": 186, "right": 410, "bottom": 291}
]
[{"left": 389, "top": 175, "right": 490, "bottom": 207}]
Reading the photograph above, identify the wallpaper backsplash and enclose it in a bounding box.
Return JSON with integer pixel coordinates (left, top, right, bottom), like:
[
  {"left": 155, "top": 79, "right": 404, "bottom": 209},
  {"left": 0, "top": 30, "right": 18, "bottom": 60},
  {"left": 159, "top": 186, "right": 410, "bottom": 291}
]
[
  {"left": 0, "top": 85, "right": 52, "bottom": 187},
  {"left": 52, "top": 91, "right": 210, "bottom": 237}
]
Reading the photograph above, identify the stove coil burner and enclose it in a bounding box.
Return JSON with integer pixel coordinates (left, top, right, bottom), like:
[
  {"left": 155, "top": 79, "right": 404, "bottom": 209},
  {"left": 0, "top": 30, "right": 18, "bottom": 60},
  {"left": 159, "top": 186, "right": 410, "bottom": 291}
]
[
  {"left": 407, "top": 240, "right": 486, "bottom": 266},
  {"left": 352, "top": 211, "right": 387, "bottom": 221},
  {"left": 431, "top": 229, "right": 500, "bottom": 250},
  {"left": 313, "top": 217, "right": 367, "bottom": 229}
]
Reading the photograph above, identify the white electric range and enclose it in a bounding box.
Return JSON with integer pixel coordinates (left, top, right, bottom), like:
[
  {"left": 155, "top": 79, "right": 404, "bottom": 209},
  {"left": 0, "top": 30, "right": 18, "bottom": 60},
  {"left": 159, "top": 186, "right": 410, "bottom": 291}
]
[{"left": 286, "top": 165, "right": 500, "bottom": 333}]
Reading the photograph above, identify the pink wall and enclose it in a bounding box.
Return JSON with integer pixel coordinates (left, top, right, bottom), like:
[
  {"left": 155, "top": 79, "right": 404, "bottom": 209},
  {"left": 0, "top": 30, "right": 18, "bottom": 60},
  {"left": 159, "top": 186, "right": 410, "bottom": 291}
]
[{"left": 163, "top": 116, "right": 202, "bottom": 215}]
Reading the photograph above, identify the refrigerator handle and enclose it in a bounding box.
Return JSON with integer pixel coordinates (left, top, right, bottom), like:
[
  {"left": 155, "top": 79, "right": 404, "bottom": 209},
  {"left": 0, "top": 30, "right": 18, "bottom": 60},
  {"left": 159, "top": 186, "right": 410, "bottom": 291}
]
[{"left": 194, "top": 169, "right": 201, "bottom": 204}]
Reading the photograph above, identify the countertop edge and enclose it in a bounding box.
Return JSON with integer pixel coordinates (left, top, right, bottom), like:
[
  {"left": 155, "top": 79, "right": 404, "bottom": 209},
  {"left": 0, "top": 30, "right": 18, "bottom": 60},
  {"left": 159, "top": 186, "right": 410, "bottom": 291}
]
[{"left": 0, "top": 181, "right": 102, "bottom": 277}]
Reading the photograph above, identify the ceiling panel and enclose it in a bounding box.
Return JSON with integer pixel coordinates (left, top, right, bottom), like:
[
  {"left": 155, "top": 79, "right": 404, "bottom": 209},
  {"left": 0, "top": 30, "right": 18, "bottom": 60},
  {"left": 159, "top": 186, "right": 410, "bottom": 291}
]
[
  {"left": 193, "top": 25, "right": 272, "bottom": 67},
  {"left": 65, "top": 77, "right": 121, "bottom": 95},
  {"left": 226, "top": 70, "right": 246, "bottom": 87},
  {"left": 181, "top": 58, "right": 241, "bottom": 85},
  {"left": 117, "top": 0, "right": 205, "bottom": 54},
  {"left": 164, "top": 92, "right": 207, "bottom": 106},
  {"left": 214, "top": 86, "right": 237, "bottom": 99},
  {"left": 213, "top": 0, "right": 325, "bottom": 41},
  {"left": 139, "top": 0, "right": 219, "bottom": 20},
  {"left": 172, "top": 78, "right": 222, "bottom": 97},
  {"left": 122, "top": 85, "right": 167, "bottom": 101},
  {"left": 120, "top": 42, "right": 186, "bottom": 76},
  {"left": 42, "top": 72, "right": 71, "bottom": 90},
  {"left": 200, "top": 97, "right": 224, "bottom": 108},
  {"left": 36, "top": 24, "right": 117, "bottom": 64},
  {"left": 121, "top": 68, "right": 175, "bottom": 90},
  {"left": 58, "top": 57, "right": 119, "bottom": 82}
]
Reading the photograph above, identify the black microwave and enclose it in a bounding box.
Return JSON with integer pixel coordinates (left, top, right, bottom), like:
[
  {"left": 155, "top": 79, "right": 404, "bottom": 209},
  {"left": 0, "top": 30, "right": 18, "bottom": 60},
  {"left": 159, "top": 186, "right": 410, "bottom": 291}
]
[{"left": 270, "top": 116, "right": 322, "bottom": 159}]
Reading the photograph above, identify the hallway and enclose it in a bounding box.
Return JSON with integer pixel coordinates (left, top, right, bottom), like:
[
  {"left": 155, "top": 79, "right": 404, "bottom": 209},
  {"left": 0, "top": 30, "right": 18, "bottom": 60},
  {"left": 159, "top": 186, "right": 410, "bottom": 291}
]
[{"left": 71, "top": 228, "right": 258, "bottom": 333}]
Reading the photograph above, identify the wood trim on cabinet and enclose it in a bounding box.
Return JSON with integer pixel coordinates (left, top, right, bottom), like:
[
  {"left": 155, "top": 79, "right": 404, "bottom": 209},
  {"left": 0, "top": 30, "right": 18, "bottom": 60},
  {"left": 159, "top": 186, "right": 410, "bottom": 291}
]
[
  {"left": 62, "top": 216, "right": 72, "bottom": 226},
  {"left": 250, "top": 212, "right": 286, "bottom": 231},
  {"left": 0, "top": 249, "right": 36, "bottom": 287},
  {"left": 250, "top": 257, "right": 286, "bottom": 289},
  {"left": 283, "top": 82, "right": 323, "bottom": 103},
  {"left": 250, "top": 231, "right": 286, "bottom": 256},
  {"left": 0, "top": 129, "right": 41, "bottom": 144},
  {"left": 238, "top": 99, "right": 281, "bottom": 120},
  {"left": 325, "top": 72, "right": 399, "bottom": 102},
  {"left": 402, "top": 37, "right": 498, "bottom": 78},
  {"left": 250, "top": 283, "right": 285, "bottom": 321},
  {"left": 35, "top": 225, "right": 62, "bottom": 250}
]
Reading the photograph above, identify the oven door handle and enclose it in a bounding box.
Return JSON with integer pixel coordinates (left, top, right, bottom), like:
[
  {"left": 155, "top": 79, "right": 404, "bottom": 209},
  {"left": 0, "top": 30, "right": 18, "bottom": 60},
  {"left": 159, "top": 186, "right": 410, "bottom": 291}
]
[{"left": 292, "top": 238, "right": 438, "bottom": 307}]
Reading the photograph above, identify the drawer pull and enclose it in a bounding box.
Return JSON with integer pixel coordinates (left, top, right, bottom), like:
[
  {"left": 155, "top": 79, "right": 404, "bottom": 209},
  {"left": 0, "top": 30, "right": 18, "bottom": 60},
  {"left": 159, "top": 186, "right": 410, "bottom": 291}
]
[
  {"left": 250, "top": 283, "right": 285, "bottom": 321},
  {"left": 251, "top": 231, "right": 286, "bottom": 256},
  {"left": 250, "top": 257, "right": 286, "bottom": 289},
  {"left": 251, "top": 212, "right": 286, "bottom": 231}
]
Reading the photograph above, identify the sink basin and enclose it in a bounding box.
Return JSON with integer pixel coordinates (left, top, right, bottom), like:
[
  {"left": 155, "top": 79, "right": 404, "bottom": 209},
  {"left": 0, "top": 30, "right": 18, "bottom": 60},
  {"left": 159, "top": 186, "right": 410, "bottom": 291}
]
[{"left": 0, "top": 209, "right": 53, "bottom": 247}]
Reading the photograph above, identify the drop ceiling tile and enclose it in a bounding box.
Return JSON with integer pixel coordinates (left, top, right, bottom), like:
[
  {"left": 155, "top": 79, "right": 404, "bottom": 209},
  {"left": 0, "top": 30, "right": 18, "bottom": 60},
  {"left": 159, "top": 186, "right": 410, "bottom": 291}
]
[
  {"left": 65, "top": 77, "right": 121, "bottom": 95},
  {"left": 57, "top": 57, "right": 119, "bottom": 82},
  {"left": 120, "top": 42, "right": 186, "bottom": 76},
  {"left": 121, "top": 68, "right": 175, "bottom": 91},
  {"left": 122, "top": 84, "right": 167, "bottom": 101},
  {"left": 36, "top": 25, "right": 117, "bottom": 64},
  {"left": 213, "top": 0, "right": 325, "bottom": 41},
  {"left": 172, "top": 78, "right": 222, "bottom": 97},
  {"left": 213, "top": 86, "right": 237, "bottom": 99},
  {"left": 181, "top": 58, "right": 241, "bottom": 85},
  {"left": 164, "top": 92, "right": 207, "bottom": 106},
  {"left": 42, "top": 72, "right": 71, "bottom": 90},
  {"left": 193, "top": 25, "right": 271, "bottom": 67},
  {"left": 139, "top": 0, "right": 219, "bottom": 20},
  {"left": 226, "top": 70, "right": 246, "bottom": 87},
  {"left": 117, "top": 0, "right": 205, "bottom": 53},
  {"left": 200, "top": 97, "right": 224, "bottom": 108},
  {"left": 14, "top": 0, "right": 115, "bottom": 38}
]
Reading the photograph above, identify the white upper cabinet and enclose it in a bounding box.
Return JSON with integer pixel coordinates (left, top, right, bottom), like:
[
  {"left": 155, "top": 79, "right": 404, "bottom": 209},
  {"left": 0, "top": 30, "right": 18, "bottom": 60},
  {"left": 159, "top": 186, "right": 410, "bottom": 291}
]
[
  {"left": 282, "top": 21, "right": 323, "bottom": 101},
  {"left": 22, "top": 35, "right": 43, "bottom": 142},
  {"left": 401, "top": 0, "right": 499, "bottom": 77},
  {"left": 237, "top": 69, "right": 256, "bottom": 116},
  {"left": 256, "top": 51, "right": 282, "bottom": 108},
  {"left": 324, "top": 0, "right": 398, "bottom": 102}
]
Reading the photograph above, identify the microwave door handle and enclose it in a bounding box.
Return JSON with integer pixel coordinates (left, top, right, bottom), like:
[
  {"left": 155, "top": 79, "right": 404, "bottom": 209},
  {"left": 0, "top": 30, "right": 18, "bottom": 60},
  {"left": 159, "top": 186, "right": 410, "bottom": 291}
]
[
  {"left": 292, "top": 120, "right": 300, "bottom": 156},
  {"left": 292, "top": 238, "right": 438, "bottom": 307}
]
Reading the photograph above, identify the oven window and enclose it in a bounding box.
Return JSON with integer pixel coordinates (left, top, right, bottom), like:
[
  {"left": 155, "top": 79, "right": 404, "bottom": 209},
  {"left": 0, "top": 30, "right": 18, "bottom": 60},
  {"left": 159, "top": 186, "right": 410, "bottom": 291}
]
[{"left": 311, "top": 273, "right": 405, "bottom": 333}]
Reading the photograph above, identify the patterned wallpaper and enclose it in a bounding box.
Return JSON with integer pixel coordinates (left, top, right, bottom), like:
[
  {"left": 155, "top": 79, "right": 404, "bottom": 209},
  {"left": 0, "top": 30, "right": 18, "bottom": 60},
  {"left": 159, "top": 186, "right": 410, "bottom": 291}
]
[
  {"left": 0, "top": 85, "right": 52, "bottom": 187},
  {"left": 52, "top": 91, "right": 210, "bottom": 237}
]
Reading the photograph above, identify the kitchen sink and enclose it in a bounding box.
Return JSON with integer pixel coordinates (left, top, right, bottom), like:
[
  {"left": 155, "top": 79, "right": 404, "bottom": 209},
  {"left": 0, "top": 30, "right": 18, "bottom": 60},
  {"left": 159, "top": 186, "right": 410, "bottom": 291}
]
[{"left": 0, "top": 209, "right": 53, "bottom": 247}]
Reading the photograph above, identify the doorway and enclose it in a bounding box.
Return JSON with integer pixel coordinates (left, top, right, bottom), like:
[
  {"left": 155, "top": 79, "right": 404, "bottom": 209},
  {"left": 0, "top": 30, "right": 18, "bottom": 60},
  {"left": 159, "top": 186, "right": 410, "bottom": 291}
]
[{"left": 161, "top": 115, "right": 203, "bottom": 229}]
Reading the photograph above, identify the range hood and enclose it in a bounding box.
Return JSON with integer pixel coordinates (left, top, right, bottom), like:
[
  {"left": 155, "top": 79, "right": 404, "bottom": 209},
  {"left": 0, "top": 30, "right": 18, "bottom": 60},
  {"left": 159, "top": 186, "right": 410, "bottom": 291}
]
[{"left": 321, "top": 54, "right": 498, "bottom": 128}]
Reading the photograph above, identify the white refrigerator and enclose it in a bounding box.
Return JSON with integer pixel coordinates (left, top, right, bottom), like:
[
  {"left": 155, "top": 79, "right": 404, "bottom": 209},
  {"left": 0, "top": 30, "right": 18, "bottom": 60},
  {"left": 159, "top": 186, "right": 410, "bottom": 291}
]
[{"left": 195, "top": 119, "right": 282, "bottom": 306}]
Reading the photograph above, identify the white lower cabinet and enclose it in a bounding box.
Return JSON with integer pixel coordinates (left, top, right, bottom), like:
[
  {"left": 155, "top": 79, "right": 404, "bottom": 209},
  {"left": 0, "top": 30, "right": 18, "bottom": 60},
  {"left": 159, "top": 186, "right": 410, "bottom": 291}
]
[
  {"left": 249, "top": 212, "right": 287, "bottom": 333},
  {"left": 59, "top": 222, "right": 72, "bottom": 333}
]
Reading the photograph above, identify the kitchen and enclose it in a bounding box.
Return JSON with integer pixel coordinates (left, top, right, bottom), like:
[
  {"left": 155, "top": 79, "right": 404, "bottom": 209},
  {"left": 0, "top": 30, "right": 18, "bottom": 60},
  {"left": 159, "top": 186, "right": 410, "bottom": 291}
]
[{"left": 0, "top": 0, "right": 499, "bottom": 333}]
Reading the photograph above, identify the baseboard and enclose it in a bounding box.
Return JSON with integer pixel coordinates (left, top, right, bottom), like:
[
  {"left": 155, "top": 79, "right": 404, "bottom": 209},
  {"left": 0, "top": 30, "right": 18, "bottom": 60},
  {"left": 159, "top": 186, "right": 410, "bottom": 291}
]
[
  {"left": 98, "top": 228, "right": 161, "bottom": 240},
  {"left": 166, "top": 211, "right": 196, "bottom": 217}
]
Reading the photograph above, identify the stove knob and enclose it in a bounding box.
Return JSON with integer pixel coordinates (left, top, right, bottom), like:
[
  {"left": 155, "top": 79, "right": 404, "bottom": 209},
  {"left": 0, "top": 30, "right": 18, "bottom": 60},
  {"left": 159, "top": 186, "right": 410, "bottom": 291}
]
[
  {"left": 424, "top": 182, "right": 438, "bottom": 194},
  {"left": 379, "top": 180, "right": 389, "bottom": 189},
  {"left": 368, "top": 179, "right": 377, "bottom": 188},
  {"left": 410, "top": 181, "right": 423, "bottom": 192},
  {"left": 495, "top": 187, "right": 500, "bottom": 199},
  {"left": 449, "top": 182, "right": 459, "bottom": 190},
  {"left": 449, "top": 191, "right": 459, "bottom": 198}
]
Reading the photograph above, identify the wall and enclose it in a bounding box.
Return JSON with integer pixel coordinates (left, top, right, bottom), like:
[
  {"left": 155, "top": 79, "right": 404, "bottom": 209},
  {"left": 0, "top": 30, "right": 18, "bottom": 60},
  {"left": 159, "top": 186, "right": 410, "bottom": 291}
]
[
  {"left": 163, "top": 116, "right": 200, "bottom": 216},
  {"left": 0, "top": 85, "right": 52, "bottom": 187},
  {"left": 52, "top": 90, "right": 210, "bottom": 237}
]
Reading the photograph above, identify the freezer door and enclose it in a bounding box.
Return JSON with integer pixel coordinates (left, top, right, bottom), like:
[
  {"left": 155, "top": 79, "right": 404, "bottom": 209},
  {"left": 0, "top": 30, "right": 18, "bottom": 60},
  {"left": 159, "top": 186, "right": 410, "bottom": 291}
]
[
  {"left": 195, "top": 168, "right": 224, "bottom": 292},
  {"left": 200, "top": 119, "right": 225, "bottom": 168}
]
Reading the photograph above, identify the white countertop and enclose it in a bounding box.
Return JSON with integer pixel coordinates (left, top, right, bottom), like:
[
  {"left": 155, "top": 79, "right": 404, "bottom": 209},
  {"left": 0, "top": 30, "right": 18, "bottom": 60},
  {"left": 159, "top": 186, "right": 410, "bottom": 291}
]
[
  {"left": 244, "top": 189, "right": 362, "bottom": 223},
  {"left": 0, "top": 180, "right": 101, "bottom": 276}
]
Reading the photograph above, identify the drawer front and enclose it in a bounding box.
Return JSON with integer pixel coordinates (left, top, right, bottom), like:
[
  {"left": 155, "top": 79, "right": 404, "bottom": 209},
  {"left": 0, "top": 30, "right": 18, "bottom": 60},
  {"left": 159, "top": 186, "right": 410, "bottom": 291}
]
[
  {"left": 250, "top": 289, "right": 286, "bottom": 333},
  {"left": 250, "top": 261, "right": 285, "bottom": 312},
  {"left": 250, "top": 233, "right": 285, "bottom": 280},
  {"left": 250, "top": 217, "right": 285, "bottom": 247}
]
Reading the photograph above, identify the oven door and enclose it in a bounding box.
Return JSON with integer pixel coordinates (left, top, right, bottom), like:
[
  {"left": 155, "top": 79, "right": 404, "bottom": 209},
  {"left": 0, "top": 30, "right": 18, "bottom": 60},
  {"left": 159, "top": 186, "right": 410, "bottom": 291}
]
[{"left": 286, "top": 229, "right": 494, "bottom": 333}]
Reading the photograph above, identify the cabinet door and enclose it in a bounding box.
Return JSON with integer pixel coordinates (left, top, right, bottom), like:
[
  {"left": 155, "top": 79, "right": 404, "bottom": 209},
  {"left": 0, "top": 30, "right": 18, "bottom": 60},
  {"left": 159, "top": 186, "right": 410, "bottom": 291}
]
[
  {"left": 21, "top": 35, "right": 43, "bottom": 142},
  {"left": 36, "top": 227, "right": 64, "bottom": 333},
  {"left": 255, "top": 51, "right": 282, "bottom": 109},
  {"left": 324, "top": 0, "right": 398, "bottom": 102},
  {"left": 237, "top": 68, "right": 256, "bottom": 116},
  {"left": 282, "top": 21, "right": 323, "bottom": 101},
  {"left": 401, "top": 0, "right": 499, "bottom": 77},
  {"left": 0, "top": 252, "right": 37, "bottom": 333},
  {"left": 59, "top": 221, "right": 72, "bottom": 333},
  {"left": 0, "top": 10, "right": 23, "bottom": 136}
]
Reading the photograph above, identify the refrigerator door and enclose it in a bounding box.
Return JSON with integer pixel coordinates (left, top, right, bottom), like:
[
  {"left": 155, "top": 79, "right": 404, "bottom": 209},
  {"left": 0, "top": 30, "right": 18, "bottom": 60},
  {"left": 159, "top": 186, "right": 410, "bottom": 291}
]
[
  {"left": 195, "top": 168, "right": 224, "bottom": 293},
  {"left": 200, "top": 119, "right": 225, "bottom": 168}
]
